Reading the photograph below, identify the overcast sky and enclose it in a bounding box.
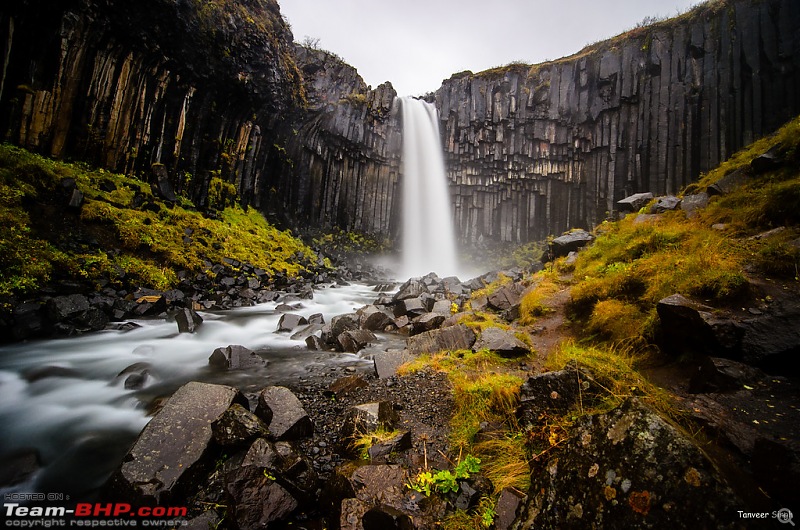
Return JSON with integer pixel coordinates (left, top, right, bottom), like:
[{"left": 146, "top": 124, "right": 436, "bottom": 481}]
[{"left": 279, "top": 0, "right": 703, "bottom": 96}]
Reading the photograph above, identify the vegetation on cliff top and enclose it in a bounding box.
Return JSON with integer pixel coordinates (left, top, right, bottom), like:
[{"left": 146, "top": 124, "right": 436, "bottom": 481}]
[{"left": 0, "top": 144, "right": 321, "bottom": 296}]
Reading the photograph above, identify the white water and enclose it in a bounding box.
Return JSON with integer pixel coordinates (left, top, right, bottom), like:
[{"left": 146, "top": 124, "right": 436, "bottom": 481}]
[
  {"left": 400, "top": 97, "right": 459, "bottom": 278},
  {"left": 0, "top": 283, "right": 394, "bottom": 498}
]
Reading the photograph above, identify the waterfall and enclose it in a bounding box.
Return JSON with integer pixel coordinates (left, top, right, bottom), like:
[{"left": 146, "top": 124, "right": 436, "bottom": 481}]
[{"left": 399, "top": 97, "right": 458, "bottom": 278}]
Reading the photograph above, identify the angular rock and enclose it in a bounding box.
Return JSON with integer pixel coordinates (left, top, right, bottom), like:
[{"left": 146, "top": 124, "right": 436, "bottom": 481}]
[
  {"left": 151, "top": 163, "right": 177, "bottom": 202},
  {"left": 341, "top": 402, "right": 400, "bottom": 441},
  {"left": 175, "top": 306, "right": 203, "bottom": 333},
  {"left": 688, "top": 357, "right": 767, "bottom": 394},
  {"left": 649, "top": 195, "right": 681, "bottom": 213},
  {"left": 473, "top": 327, "right": 530, "bottom": 357},
  {"left": 514, "top": 399, "right": 741, "bottom": 529},
  {"left": 411, "top": 312, "right": 446, "bottom": 334},
  {"left": 431, "top": 299, "right": 454, "bottom": 314},
  {"left": 517, "top": 366, "right": 602, "bottom": 426},
  {"left": 487, "top": 283, "right": 524, "bottom": 311},
  {"left": 340, "top": 498, "right": 370, "bottom": 530},
  {"left": 406, "top": 324, "right": 476, "bottom": 355},
  {"left": 47, "top": 294, "right": 90, "bottom": 321},
  {"left": 338, "top": 329, "right": 377, "bottom": 353},
  {"left": 211, "top": 403, "right": 269, "bottom": 446},
  {"left": 308, "top": 313, "right": 325, "bottom": 325},
  {"left": 208, "top": 344, "right": 265, "bottom": 370},
  {"left": 495, "top": 487, "right": 525, "bottom": 530},
  {"left": 10, "top": 302, "right": 45, "bottom": 340},
  {"left": 111, "top": 382, "right": 247, "bottom": 502},
  {"left": 367, "top": 430, "right": 413, "bottom": 463},
  {"left": 306, "top": 335, "right": 330, "bottom": 351},
  {"left": 549, "top": 229, "right": 595, "bottom": 258},
  {"left": 277, "top": 313, "right": 308, "bottom": 332},
  {"left": 331, "top": 313, "right": 361, "bottom": 338},
  {"left": 392, "top": 278, "right": 429, "bottom": 301},
  {"left": 256, "top": 386, "right": 314, "bottom": 440},
  {"left": 225, "top": 466, "right": 297, "bottom": 528},
  {"left": 290, "top": 323, "right": 324, "bottom": 341},
  {"left": 750, "top": 146, "right": 783, "bottom": 174},
  {"left": 329, "top": 375, "right": 369, "bottom": 396},
  {"left": 680, "top": 192, "right": 709, "bottom": 218},
  {"left": 708, "top": 168, "right": 749, "bottom": 196},
  {"left": 617, "top": 192, "right": 654, "bottom": 212},
  {"left": 373, "top": 350, "right": 415, "bottom": 379},
  {"left": 360, "top": 306, "right": 394, "bottom": 331}
]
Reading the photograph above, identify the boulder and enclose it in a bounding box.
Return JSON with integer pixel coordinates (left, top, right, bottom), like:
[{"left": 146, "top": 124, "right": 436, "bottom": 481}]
[
  {"left": 306, "top": 335, "right": 330, "bottom": 351},
  {"left": 366, "top": 431, "right": 413, "bottom": 463},
  {"left": 373, "top": 350, "right": 415, "bottom": 379},
  {"left": 359, "top": 305, "right": 393, "bottom": 331},
  {"left": 393, "top": 297, "right": 427, "bottom": 318},
  {"left": 256, "top": 386, "right": 313, "bottom": 440},
  {"left": 750, "top": 146, "right": 783, "bottom": 174},
  {"left": 514, "top": 399, "right": 741, "bottom": 528},
  {"left": 111, "top": 382, "right": 247, "bottom": 502},
  {"left": 472, "top": 327, "right": 530, "bottom": 357},
  {"left": 392, "top": 278, "right": 428, "bottom": 301},
  {"left": 431, "top": 299, "right": 454, "bottom": 314},
  {"left": 411, "top": 312, "right": 446, "bottom": 334},
  {"left": 340, "top": 498, "right": 370, "bottom": 530},
  {"left": 338, "top": 329, "right": 377, "bottom": 353},
  {"left": 224, "top": 466, "right": 297, "bottom": 528},
  {"left": 688, "top": 357, "right": 766, "bottom": 394},
  {"left": 308, "top": 313, "right": 325, "bottom": 325},
  {"left": 151, "top": 163, "right": 177, "bottom": 202},
  {"left": 211, "top": 404, "right": 269, "bottom": 446},
  {"left": 290, "top": 323, "right": 324, "bottom": 341},
  {"left": 406, "top": 324, "right": 476, "bottom": 355},
  {"left": 549, "top": 230, "right": 595, "bottom": 258},
  {"left": 708, "top": 168, "right": 749, "bottom": 196},
  {"left": 495, "top": 487, "right": 526, "bottom": 530},
  {"left": 47, "top": 294, "right": 90, "bottom": 322},
  {"left": 175, "top": 307, "right": 203, "bottom": 333},
  {"left": 616, "top": 192, "right": 654, "bottom": 212},
  {"left": 277, "top": 313, "right": 308, "bottom": 332},
  {"left": 487, "top": 283, "right": 524, "bottom": 311},
  {"left": 10, "top": 302, "right": 45, "bottom": 340},
  {"left": 680, "top": 192, "right": 709, "bottom": 218},
  {"left": 649, "top": 195, "right": 682, "bottom": 213},
  {"left": 517, "top": 366, "right": 603, "bottom": 427},
  {"left": 331, "top": 313, "right": 361, "bottom": 338},
  {"left": 208, "top": 345, "right": 265, "bottom": 370},
  {"left": 362, "top": 505, "right": 414, "bottom": 529},
  {"left": 329, "top": 375, "right": 369, "bottom": 396}
]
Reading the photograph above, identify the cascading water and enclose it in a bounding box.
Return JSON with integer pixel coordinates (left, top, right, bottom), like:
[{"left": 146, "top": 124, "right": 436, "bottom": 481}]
[{"left": 399, "top": 97, "right": 458, "bottom": 278}]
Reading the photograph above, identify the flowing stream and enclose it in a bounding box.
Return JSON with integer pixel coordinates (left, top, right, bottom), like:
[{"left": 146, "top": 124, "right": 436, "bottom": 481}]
[
  {"left": 399, "top": 97, "right": 459, "bottom": 278},
  {"left": 0, "top": 283, "right": 397, "bottom": 499}
]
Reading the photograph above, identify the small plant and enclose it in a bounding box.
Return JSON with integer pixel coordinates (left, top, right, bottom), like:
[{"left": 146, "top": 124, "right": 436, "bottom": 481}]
[{"left": 405, "top": 455, "right": 482, "bottom": 497}]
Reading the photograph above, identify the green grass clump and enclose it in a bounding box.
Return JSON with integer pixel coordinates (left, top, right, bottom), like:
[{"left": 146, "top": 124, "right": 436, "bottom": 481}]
[{"left": 0, "top": 143, "right": 321, "bottom": 294}]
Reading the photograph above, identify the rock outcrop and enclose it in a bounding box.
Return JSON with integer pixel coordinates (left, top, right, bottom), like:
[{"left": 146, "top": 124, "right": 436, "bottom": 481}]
[{"left": 436, "top": 0, "right": 800, "bottom": 244}]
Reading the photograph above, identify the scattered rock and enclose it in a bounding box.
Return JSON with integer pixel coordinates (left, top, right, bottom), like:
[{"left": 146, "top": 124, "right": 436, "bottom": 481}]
[
  {"left": 373, "top": 350, "right": 415, "bottom": 379},
  {"left": 256, "top": 386, "right": 314, "bottom": 440},
  {"left": 340, "top": 401, "right": 399, "bottom": 442},
  {"left": 549, "top": 230, "right": 595, "bottom": 258},
  {"left": 224, "top": 466, "right": 298, "bottom": 528},
  {"left": 495, "top": 487, "right": 525, "bottom": 530},
  {"left": 650, "top": 195, "right": 681, "bottom": 213},
  {"left": 680, "top": 192, "right": 709, "bottom": 218},
  {"left": 211, "top": 404, "right": 269, "bottom": 446},
  {"left": 175, "top": 306, "right": 203, "bottom": 333},
  {"left": 278, "top": 313, "right": 309, "bottom": 332},
  {"left": 338, "top": 329, "right": 377, "bottom": 353},
  {"left": 406, "top": 324, "right": 476, "bottom": 355},
  {"left": 329, "top": 375, "right": 369, "bottom": 396},
  {"left": 708, "top": 168, "right": 749, "bottom": 196},
  {"left": 617, "top": 192, "right": 654, "bottom": 212},
  {"left": 208, "top": 344, "right": 266, "bottom": 370},
  {"left": 472, "top": 327, "right": 530, "bottom": 357}
]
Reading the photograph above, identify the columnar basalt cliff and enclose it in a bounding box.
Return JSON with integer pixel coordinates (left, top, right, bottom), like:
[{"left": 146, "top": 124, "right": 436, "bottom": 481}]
[
  {"left": 263, "top": 45, "right": 402, "bottom": 236},
  {"left": 0, "top": 0, "right": 303, "bottom": 208},
  {"left": 437, "top": 0, "right": 800, "bottom": 243}
]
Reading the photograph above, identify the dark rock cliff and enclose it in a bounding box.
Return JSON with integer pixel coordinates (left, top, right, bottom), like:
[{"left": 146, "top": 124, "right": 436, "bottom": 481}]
[
  {"left": 262, "top": 45, "right": 402, "bottom": 236},
  {"left": 0, "top": 0, "right": 302, "bottom": 208},
  {"left": 437, "top": 0, "right": 800, "bottom": 243}
]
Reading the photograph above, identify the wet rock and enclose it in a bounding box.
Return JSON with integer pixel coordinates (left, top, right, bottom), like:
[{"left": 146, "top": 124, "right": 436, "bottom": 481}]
[
  {"left": 406, "top": 324, "right": 476, "bottom": 355},
  {"left": 278, "top": 313, "right": 308, "bottom": 332},
  {"left": 393, "top": 278, "right": 429, "bottom": 301},
  {"left": 10, "top": 302, "right": 45, "bottom": 340},
  {"left": 751, "top": 437, "right": 800, "bottom": 506},
  {"left": 211, "top": 403, "right": 269, "bottom": 446},
  {"left": 514, "top": 399, "right": 741, "bottom": 529},
  {"left": 47, "top": 294, "right": 90, "bottom": 321},
  {"left": 472, "top": 327, "right": 530, "bottom": 357},
  {"left": 394, "top": 297, "right": 427, "bottom": 318},
  {"left": 23, "top": 365, "right": 77, "bottom": 382},
  {"left": 487, "top": 283, "right": 524, "bottom": 311},
  {"left": 0, "top": 449, "right": 41, "bottom": 488},
  {"left": 306, "top": 335, "right": 330, "bottom": 351},
  {"left": 455, "top": 481, "right": 479, "bottom": 511},
  {"left": 308, "top": 313, "right": 325, "bottom": 325},
  {"left": 340, "top": 498, "right": 370, "bottom": 530},
  {"left": 708, "top": 168, "right": 749, "bottom": 196},
  {"left": 373, "top": 350, "right": 415, "bottom": 379},
  {"left": 225, "top": 466, "right": 298, "bottom": 528},
  {"left": 183, "top": 511, "right": 221, "bottom": 530},
  {"left": 272, "top": 440, "right": 319, "bottom": 497},
  {"left": 175, "top": 306, "right": 203, "bottom": 333},
  {"left": 331, "top": 313, "right": 361, "bottom": 338},
  {"left": 431, "top": 299, "right": 453, "bottom": 314},
  {"left": 617, "top": 192, "right": 654, "bottom": 212},
  {"left": 290, "top": 323, "right": 325, "bottom": 340},
  {"left": 338, "top": 329, "right": 377, "bottom": 353},
  {"left": 208, "top": 344, "right": 265, "bottom": 370},
  {"left": 111, "top": 382, "right": 247, "bottom": 502},
  {"left": 256, "top": 386, "right": 314, "bottom": 440},
  {"left": 549, "top": 230, "right": 595, "bottom": 258},
  {"left": 359, "top": 305, "right": 394, "bottom": 331}
]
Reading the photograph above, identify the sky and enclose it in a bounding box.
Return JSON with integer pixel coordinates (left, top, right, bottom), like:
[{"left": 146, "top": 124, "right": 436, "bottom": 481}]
[{"left": 279, "top": 0, "right": 703, "bottom": 97}]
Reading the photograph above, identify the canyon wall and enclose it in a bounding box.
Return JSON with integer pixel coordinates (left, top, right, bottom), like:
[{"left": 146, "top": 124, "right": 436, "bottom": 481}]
[
  {"left": 437, "top": 0, "right": 800, "bottom": 243},
  {"left": 0, "top": 0, "right": 302, "bottom": 209}
]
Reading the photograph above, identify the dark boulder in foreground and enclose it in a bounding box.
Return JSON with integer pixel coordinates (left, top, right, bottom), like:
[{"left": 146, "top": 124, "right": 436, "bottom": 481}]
[
  {"left": 514, "top": 399, "right": 741, "bottom": 529},
  {"left": 256, "top": 386, "right": 314, "bottom": 440},
  {"left": 110, "top": 382, "right": 247, "bottom": 502}
]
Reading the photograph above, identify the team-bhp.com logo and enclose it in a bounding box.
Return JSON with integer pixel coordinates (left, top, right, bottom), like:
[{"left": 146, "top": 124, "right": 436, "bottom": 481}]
[{"left": 5, "top": 503, "right": 188, "bottom": 527}]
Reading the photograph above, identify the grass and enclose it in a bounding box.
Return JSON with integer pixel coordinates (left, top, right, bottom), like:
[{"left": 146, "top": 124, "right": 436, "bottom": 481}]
[
  {"left": 0, "top": 143, "right": 322, "bottom": 295},
  {"left": 350, "top": 426, "right": 402, "bottom": 461},
  {"left": 519, "top": 270, "right": 562, "bottom": 324}
]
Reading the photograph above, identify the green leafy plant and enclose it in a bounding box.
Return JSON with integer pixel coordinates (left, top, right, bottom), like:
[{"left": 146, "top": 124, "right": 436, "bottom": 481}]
[{"left": 405, "top": 455, "right": 482, "bottom": 496}]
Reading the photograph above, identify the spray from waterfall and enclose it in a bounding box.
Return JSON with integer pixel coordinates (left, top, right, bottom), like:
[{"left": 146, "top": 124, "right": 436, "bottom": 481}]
[{"left": 399, "top": 97, "right": 458, "bottom": 278}]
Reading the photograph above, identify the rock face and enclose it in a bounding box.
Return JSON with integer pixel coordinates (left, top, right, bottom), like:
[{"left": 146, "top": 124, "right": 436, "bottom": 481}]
[
  {"left": 435, "top": 0, "right": 800, "bottom": 244},
  {"left": 0, "top": 0, "right": 303, "bottom": 210},
  {"left": 514, "top": 399, "right": 741, "bottom": 529},
  {"left": 111, "top": 382, "right": 247, "bottom": 503}
]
